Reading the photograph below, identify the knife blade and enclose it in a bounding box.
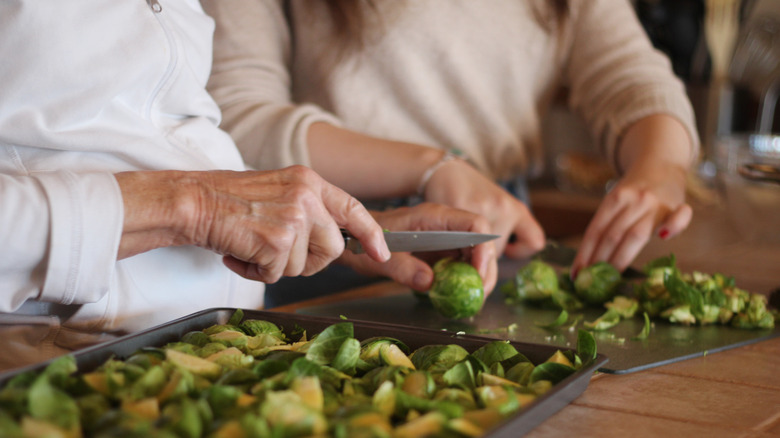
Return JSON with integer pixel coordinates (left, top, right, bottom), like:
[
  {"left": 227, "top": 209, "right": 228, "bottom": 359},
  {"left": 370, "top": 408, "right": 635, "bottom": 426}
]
[
  {"left": 342, "top": 230, "right": 500, "bottom": 254},
  {"left": 538, "top": 241, "right": 646, "bottom": 279}
]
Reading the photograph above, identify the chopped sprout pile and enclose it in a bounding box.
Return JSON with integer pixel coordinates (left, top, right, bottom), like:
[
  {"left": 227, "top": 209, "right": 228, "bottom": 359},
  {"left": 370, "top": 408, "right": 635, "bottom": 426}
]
[
  {"left": 503, "top": 254, "right": 777, "bottom": 333},
  {"left": 0, "top": 310, "right": 598, "bottom": 438}
]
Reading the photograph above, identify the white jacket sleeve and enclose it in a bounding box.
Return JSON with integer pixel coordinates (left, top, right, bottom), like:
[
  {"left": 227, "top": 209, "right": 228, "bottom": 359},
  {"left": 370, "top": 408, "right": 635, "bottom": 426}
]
[
  {"left": 203, "top": 0, "right": 341, "bottom": 171},
  {"left": 0, "top": 171, "right": 123, "bottom": 312},
  {"left": 564, "top": 0, "right": 700, "bottom": 171}
]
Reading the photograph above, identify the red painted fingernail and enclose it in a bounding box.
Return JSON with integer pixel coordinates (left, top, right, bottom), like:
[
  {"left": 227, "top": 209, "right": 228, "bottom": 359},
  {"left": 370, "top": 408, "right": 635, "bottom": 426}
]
[{"left": 659, "top": 229, "right": 670, "bottom": 239}]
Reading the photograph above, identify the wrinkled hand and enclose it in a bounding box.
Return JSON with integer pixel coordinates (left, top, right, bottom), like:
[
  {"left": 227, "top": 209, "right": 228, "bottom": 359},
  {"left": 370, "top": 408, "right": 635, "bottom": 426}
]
[
  {"left": 338, "top": 203, "right": 499, "bottom": 294},
  {"left": 116, "top": 166, "right": 390, "bottom": 283},
  {"left": 571, "top": 161, "right": 692, "bottom": 276},
  {"left": 423, "top": 159, "right": 545, "bottom": 259}
]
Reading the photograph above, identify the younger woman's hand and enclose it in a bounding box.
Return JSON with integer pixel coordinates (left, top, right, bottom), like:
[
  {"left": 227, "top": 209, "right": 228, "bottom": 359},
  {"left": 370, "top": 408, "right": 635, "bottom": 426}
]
[{"left": 337, "top": 203, "right": 499, "bottom": 294}]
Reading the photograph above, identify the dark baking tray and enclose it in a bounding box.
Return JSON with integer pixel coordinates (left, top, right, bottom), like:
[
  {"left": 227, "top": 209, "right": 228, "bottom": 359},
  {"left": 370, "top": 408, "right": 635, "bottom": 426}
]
[{"left": 0, "top": 308, "right": 607, "bottom": 438}]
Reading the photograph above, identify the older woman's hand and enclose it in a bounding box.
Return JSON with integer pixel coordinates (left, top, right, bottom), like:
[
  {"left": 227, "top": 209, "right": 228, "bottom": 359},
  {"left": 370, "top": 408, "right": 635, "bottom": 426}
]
[{"left": 115, "top": 166, "right": 390, "bottom": 284}]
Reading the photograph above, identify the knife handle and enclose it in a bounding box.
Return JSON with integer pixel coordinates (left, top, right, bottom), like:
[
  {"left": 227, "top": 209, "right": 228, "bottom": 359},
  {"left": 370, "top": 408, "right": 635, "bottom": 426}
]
[{"left": 341, "top": 229, "right": 364, "bottom": 254}]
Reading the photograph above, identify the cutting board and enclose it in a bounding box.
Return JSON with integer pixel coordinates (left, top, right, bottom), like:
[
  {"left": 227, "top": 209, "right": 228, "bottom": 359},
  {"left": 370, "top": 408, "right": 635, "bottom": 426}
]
[{"left": 294, "top": 260, "right": 780, "bottom": 374}]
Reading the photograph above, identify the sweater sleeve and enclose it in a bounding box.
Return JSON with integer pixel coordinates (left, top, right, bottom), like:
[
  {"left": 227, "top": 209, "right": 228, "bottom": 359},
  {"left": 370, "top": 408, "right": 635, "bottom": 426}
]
[
  {"left": 0, "top": 171, "right": 123, "bottom": 312},
  {"left": 203, "top": 0, "right": 341, "bottom": 171},
  {"left": 564, "top": 0, "right": 700, "bottom": 171}
]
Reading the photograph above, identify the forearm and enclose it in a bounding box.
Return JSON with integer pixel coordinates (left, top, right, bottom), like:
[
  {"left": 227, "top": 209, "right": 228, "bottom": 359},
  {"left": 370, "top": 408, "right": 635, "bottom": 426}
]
[
  {"left": 115, "top": 170, "right": 196, "bottom": 260},
  {"left": 616, "top": 114, "right": 695, "bottom": 178},
  {"left": 307, "top": 122, "right": 446, "bottom": 199}
]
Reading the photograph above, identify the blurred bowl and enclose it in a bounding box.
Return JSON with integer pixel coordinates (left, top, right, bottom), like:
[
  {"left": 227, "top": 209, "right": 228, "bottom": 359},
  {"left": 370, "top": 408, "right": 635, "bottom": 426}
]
[{"left": 714, "top": 134, "right": 780, "bottom": 243}]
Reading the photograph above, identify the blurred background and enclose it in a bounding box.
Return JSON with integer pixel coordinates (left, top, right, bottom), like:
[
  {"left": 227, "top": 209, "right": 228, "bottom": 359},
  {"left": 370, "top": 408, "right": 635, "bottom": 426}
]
[{"left": 541, "top": 0, "right": 780, "bottom": 194}]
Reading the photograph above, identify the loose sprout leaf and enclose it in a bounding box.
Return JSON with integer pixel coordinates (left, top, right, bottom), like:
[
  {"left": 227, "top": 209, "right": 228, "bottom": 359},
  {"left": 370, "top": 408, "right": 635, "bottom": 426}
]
[
  {"left": 304, "top": 322, "right": 354, "bottom": 366},
  {"left": 28, "top": 373, "right": 81, "bottom": 432},
  {"left": 642, "top": 254, "right": 676, "bottom": 273},
  {"left": 583, "top": 308, "right": 621, "bottom": 331},
  {"left": 470, "top": 341, "right": 520, "bottom": 368},
  {"left": 576, "top": 329, "right": 598, "bottom": 364},
  {"left": 330, "top": 337, "right": 360, "bottom": 375},
  {"left": 632, "top": 312, "right": 652, "bottom": 340},
  {"left": 529, "top": 362, "right": 576, "bottom": 385},
  {"left": 535, "top": 309, "right": 569, "bottom": 329},
  {"left": 227, "top": 308, "right": 244, "bottom": 327},
  {"left": 664, "top": 273, "right": 705, "bottom": 318}
]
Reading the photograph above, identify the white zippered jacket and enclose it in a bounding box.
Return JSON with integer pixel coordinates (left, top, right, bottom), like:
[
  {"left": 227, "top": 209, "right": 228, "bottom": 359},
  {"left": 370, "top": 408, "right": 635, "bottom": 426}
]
[{"left": 0, "top": 0, "right": 264, "bottom": 358}]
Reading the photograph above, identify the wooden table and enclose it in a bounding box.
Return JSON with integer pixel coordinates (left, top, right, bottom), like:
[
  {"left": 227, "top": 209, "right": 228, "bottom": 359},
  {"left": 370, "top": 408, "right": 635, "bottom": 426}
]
[{"left": 271, "top": 193, "right": 780, "bottom": 437}]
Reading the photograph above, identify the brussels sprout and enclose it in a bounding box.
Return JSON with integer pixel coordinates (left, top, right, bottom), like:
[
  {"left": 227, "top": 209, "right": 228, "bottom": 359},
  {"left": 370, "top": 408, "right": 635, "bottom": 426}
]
[
  {"left": 474, "top": 386, "right": 521, "bottom": 416},
  {"left": 259, "top": 390, "right": 327, "bottom": 437},
  {"left": 401, "top": 371, "right": 436, "bottom": 399},
  {"left": 208, "top": 330, "right": 249, "bottom": 349},
  {"left": 604, "top": 296, "right": 639, "bottom": 319},
  {"left": 197, "top": 342, "right": 228, "bottom": 358},
  {"left": 393, "top": 411, "right": 446, "bottom": 438},
  {"left": 433, "top": 388, "right": 477, "bottom": 410},
  {"left": 394, "top": 389, "right": 464, "bottom": 419},
  {"left": 166, "top": 349, "right": 222, "bottom": 380},
  {"left": 127, "top": 365, "right": 167, "bottom": 401},
  {"left": 507, "top": 260, "right": 559, "bottom": 302},
  {"left": 731, "top": 294, "right": 775, "bottom": 329},
  {"left": 660, "top": 305, "right": 697, "bottom": 325},
  {"left": 359, "top": 337, "right": 411, "bottom": 369},
  {"left": 574, "top": 261, "right": 621, "bottom": 305},
  {"left": 239, "top": 319, "right": 284, "bottom": 338},
  {"left": 428, "top": 258, "right": 485, "bottom": 319},
  {"left": 181, "top": 331, "right": 210, "bottom": 348},
  {"left": 409, "top": 345, "right": 469, "bottom": 374}
]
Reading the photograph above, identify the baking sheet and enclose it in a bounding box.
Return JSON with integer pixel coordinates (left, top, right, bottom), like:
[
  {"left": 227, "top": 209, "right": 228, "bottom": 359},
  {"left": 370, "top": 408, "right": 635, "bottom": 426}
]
[
  {"left": 294, "top": 259, "right": 780, "bottom": 374},
  {"left": 0, "top": 308, "right": 607, "bottom": 438}
]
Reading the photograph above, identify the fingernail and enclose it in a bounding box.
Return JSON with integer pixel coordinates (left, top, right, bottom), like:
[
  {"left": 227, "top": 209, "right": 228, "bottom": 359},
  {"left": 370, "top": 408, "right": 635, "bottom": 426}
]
[
  {"left": 659, "top": 228, "right": 670, "bottom": 240},
  {"left": 413, "top": 270, "right": 432, "bottom": 290}
]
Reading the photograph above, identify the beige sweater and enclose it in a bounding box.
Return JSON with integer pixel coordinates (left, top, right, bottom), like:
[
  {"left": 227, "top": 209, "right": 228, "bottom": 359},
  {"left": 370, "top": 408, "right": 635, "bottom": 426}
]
[{"left": 204, "top": 0, "right": 699, "bottom": 182}]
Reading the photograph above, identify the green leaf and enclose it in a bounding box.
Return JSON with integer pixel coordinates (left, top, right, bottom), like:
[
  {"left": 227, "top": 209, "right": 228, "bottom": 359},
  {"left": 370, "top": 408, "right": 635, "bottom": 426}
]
[
  {"left": 28, "top": 373, "right": 80, "bottom": 431},
  {"left": 470, "top": 341, "right": 520, "bottom": 368},
  {"left": 330, "top": 337, "right": 360, "bottom": 375},
  {"left": 304, "top": 322, "right": 354, "bottom": 366},
  {"left": 576, "top": 329, "right": 597, "bottom": 364},
  {"left": 583, "top": 308, "right": 621, "bottom": 331},
  {"left": 664, "top": 273, "right": 705, "bottom": 318},
  {"left": 227, "top": 308, "right": 244, "bottom": 327},
  {"left": 529, "top": 362, "right": 576, "bottom": 385},
  {"left": 642, "top": 254, "right": 676, "bottom": 273},
  {"left": 632, "top": 312, "right": 652, "bottom": 340},
  {"left": 286, "top": 357, "right": 322, "bottom": 383},
  {"left": 535, "top": 309, "right": 569, "bottom": 329}
]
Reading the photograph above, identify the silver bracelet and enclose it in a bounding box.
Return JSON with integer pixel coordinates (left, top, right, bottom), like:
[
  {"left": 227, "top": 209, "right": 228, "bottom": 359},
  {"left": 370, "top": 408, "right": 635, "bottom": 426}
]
[{"left": 416, "top": 150, "right": 462, "bottom": 197}]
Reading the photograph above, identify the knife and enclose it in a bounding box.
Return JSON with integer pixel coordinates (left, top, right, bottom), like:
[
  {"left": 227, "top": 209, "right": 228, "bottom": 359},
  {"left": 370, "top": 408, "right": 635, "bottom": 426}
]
[
  {"left": 538, "top": 241, "right": 646, "bottom": 279},
  {"left": 342, "top": 230, "right": 500, "bottom": 254}
]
